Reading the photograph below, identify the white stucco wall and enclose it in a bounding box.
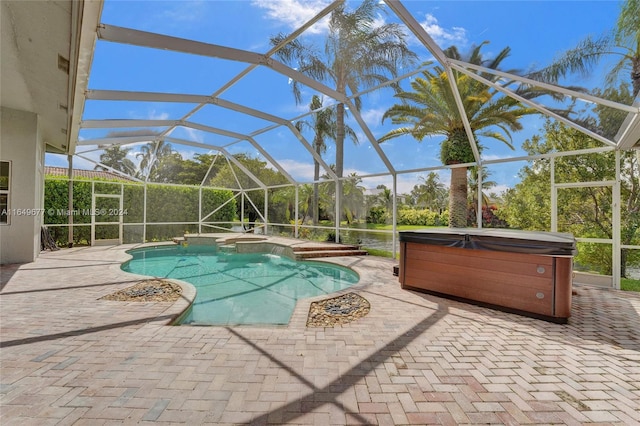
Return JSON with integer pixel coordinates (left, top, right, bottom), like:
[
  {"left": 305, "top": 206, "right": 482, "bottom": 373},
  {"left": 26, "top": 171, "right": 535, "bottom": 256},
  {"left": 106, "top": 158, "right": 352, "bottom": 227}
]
[{"left": 0, "top": 106, "right": 44, "bottom": 264}]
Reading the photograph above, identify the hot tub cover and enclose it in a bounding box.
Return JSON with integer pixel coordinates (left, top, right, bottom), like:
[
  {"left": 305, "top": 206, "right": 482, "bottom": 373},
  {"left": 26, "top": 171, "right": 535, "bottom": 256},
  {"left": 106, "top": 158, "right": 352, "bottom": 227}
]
[{"left": 399, "top": 228, "right": 577, "bottom": 256}]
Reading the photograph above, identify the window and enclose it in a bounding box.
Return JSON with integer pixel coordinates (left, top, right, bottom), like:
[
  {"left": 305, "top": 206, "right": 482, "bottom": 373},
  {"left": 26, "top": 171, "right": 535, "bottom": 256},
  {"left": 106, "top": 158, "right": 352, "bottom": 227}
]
[{"left": 0, "top": 161, "right": 10, "bottom": 225}]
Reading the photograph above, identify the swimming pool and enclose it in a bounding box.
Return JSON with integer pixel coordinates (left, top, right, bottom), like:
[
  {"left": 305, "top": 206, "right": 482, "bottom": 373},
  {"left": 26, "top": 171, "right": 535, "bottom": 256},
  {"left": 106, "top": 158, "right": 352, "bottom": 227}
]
[{"left": 122, "top": 245, "right": 360, "bottom": 325}]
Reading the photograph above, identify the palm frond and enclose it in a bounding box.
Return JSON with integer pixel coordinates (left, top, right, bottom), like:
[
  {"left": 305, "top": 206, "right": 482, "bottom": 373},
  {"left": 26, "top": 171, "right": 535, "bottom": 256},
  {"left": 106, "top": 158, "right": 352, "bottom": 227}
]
[{"left": 527, "top": 35, "right": 614, "bottom": 83}]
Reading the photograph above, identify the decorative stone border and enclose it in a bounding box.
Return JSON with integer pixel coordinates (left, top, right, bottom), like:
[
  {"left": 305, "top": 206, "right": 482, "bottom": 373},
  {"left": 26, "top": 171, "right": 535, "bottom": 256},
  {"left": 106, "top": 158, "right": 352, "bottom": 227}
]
[
  {"left": 306, "top": 292, "right": 370, "bottom": 327},
  {"left": 99, "top": 279, "right": 182, "bottom": 302}
]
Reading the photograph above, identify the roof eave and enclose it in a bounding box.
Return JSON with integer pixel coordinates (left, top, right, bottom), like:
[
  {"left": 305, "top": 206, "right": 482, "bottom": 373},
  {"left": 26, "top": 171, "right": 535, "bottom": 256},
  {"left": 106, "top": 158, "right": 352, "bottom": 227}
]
[{"left": 67, "top": 0, "right": 104, "bottom": 156}]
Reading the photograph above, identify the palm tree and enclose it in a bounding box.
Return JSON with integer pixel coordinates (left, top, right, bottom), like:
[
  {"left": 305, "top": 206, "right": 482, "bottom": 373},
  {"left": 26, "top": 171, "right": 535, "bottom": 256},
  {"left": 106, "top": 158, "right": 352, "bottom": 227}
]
[
  {"left": 296, "top": 96, "right": 335, "bottom": 225},
  {"left": 411, "top": 172, "right": 447, "bottom": 212},
  {"left": 96, "top": 146, "right": 136, "bottom": 176},
  {"left": 468, "top": 167, "right": 497, "bottom": 208},
  {"left": 296, "top": 184, "right": 314, "bottom": 224},
  {"left": 137, "top": 140, "right": 174, "bottom": 179},
  {"left": 271, "top": 0, "right": 416, "bottom": 218},
  {"left": 375, "top": 186, "right": 393, "bottom": 212},
  {"left": 342, "top": 172, "right": 366, "bottom": 224},
  {"left": 380, "top": 43, "right": 539, "bottom": 228},
  {"left": 529, "top": 0, "right": 640, "bottom": 96},
  {"left": 319, "top": 166, "right": 366, "bottom": 223}
]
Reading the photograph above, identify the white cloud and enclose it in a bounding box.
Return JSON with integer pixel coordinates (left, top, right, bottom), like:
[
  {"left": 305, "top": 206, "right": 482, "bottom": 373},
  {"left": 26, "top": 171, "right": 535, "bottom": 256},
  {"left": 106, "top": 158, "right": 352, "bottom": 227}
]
[
  {"left": 127, "top": 109, "right": 169, "bottom": 121},
  {"left": 45, "top": 153, "right": 100, "bottom": 170},
  {"left": 252, "top": 0, "right": 333, "bottom": 34},
  {"left": 172, "top": 147, "right": 202, "bottom": 161},
  {"left": 148, "top": 110, "right": 170, "bottom": 120},
  {"left": 481, "top": 154, "right": 508, "bottom": 161},
  {"left": 70, "top": 147, "right": 102, "bottom": 169},
  {"left": 223, "top": 155, "right": 457, "bottom": 195},
  {"left": 167, "top": 126, "right": 206, "bottom": 143},
  {"left": 274, "top": 158, "right": 316, "bottom": 181},
  {"left": 491, "top": 184, "right": 512, "bottom": 195},
  {"left": 417, "top": 13, "right": 467, "bottom": 48},
  {"left": 184, "top": 127, "right": 205, "bottom": 143},
  {"left": 396, "top": 174, "right": 425, "bottom": 194},
  {"left": 336, "top": 170, "right": 418, "bottom": 194},
  {"left": 275, "top": 161, "right": 416, "bottom": 193},
  {"left": 360, "top": 107, "right": 386, "bottom": 127},
  {"left": 72, "top": 156, "right": 100, "bottom": 170}
]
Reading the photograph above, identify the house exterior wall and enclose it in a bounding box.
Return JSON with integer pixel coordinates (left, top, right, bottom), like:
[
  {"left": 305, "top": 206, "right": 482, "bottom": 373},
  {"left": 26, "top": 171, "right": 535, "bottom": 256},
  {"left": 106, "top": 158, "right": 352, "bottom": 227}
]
[{"left": 0, "top": 106, "right": 45, "bottom": 264}]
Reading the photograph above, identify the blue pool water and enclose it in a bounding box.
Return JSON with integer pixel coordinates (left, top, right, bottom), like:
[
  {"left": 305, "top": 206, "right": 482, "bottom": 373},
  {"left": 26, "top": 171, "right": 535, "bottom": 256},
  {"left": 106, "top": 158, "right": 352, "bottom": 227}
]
[{"left": 122, "top": 245, "right": 360, "bottom": 325}]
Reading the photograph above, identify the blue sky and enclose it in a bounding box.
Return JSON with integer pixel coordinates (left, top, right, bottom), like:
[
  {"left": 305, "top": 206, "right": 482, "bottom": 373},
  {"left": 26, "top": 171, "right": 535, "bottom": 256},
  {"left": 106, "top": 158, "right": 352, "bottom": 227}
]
[{"left": 48, "top": 0, "right": 624, "bottom": 194}]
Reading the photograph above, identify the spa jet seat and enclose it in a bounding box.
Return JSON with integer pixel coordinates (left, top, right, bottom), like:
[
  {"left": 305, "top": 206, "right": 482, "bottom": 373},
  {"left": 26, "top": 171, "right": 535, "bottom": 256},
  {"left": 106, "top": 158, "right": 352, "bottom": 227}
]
[{"left": 398, "top": 228, "right": 577, "bottom": 323}]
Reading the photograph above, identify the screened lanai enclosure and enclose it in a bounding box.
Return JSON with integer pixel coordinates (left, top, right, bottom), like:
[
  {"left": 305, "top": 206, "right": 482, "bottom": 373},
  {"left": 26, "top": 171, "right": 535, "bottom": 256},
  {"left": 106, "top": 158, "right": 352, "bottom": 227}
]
[{"left": 42, "top": 0, "right": 640, "bottom": 289}]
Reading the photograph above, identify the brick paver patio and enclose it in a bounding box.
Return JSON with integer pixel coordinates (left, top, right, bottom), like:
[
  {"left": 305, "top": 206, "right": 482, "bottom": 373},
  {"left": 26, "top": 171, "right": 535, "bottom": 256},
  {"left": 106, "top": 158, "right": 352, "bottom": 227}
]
[{"left": 1, "top": 243, "right": 639, "bottom": 425}]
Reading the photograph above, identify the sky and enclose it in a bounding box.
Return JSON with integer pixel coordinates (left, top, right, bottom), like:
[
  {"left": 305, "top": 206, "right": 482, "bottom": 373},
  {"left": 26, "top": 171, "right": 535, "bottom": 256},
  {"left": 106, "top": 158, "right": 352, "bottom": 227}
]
[{"left": 46, "top": 0, "right": 625, "bottom": 195}]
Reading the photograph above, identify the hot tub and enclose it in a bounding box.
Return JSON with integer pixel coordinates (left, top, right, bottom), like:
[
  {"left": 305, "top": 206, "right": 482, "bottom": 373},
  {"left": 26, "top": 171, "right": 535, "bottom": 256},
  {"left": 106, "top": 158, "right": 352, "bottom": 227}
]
[{"left": 398, "top": 228, "right": 577, "bottom": 323}]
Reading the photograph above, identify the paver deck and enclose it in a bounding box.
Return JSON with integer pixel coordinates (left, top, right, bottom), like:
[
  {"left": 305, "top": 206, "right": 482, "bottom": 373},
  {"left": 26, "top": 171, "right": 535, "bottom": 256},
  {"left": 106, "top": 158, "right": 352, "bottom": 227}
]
[{"left": 1, "top": 242, "right": 639, "bottom": 425}]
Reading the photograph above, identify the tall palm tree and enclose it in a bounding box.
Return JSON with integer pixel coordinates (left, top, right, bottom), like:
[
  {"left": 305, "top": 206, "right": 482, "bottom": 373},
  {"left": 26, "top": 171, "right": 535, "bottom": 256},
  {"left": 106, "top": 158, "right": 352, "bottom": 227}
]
[
  {"left": 380, "top": 43, "right": 539, "bottom": 228},
  {"left": 271, "top": 0, "right": 416, "bottom": 218},
  {"left": 96, "top": 146, "right": 136, "bottom": 176},
  {"left": 530, "top": 0, "right": 640, "bottom": 96},
  {"left": 296, "top": 96, "right": 335, "bottom": 225},
  {"left": 296, "top": 96, "right": 358, "bottom": 225}
]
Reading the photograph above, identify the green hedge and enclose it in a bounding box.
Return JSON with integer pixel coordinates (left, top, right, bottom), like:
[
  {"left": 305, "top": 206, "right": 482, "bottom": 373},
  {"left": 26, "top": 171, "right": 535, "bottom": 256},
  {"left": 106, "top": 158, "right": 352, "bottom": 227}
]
[
  {"left": 397, "top": 208, "right": 448, "bottom": 227},
  {"left": 44, "top": 178, "right": 236, "bottom": 245}
]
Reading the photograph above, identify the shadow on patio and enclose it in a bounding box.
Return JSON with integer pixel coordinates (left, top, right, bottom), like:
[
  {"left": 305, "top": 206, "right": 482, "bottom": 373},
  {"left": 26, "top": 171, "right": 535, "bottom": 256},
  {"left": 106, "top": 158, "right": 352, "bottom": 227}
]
[{"left": 1, "top": 245, "right": 638, "bottom": 424}]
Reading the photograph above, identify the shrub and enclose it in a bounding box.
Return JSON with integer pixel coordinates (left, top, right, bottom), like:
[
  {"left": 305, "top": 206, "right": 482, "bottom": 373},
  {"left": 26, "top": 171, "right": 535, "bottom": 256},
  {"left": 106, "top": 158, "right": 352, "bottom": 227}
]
[
  {"left": 467, "top": 205, "right": 509, "bottom": 228},
  {"left": 367, "top": 206, "right": 389, "bottom": 224},
  {"left": 397, "top": 208, "right": 440, "bottom": 226},
  {"left": 44, "top": 177, "right": 236, "bottom": 246}
]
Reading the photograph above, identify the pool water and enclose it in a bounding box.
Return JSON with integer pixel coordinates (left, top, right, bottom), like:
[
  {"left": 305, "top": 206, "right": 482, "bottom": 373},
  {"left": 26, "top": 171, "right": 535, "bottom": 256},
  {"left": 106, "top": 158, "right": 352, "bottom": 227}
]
[{"left": 122, "top": 245, "right": 360, "bottom": 325}]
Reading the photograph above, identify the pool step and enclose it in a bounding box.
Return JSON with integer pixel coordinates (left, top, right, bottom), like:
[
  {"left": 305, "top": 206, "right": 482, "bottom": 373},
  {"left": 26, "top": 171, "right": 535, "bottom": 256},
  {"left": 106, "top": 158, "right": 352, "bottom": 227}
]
[
  {"left": 175, "top": 234, "right": 368, "bottom": 259},
  {"left": 293, "top": 244, "right": 361, "bottom": 252},
  {"left": 294, "top": 247, "right": 368, "bottom": 259}
]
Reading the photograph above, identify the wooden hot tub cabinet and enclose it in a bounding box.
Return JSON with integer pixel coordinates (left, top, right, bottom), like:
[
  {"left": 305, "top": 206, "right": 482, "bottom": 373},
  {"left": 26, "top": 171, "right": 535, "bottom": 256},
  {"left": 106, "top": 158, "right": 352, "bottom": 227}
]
[{"left": 399, "top": 229, "right": 577, "bottom": 323}]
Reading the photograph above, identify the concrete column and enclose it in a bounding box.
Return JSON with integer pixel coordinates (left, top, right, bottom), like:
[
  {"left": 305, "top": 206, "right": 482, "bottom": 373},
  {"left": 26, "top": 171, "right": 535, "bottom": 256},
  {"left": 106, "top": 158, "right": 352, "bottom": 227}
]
[{"left": 0, "top": 107, "right": 45, "bottom": 264}]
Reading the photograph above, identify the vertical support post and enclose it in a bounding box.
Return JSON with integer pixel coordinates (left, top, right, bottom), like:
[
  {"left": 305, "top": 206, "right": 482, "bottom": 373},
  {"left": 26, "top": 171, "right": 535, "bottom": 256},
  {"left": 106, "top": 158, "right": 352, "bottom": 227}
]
[
  {"left": 142, "top": 183, "right": 147, "bottom": 243},
  {"left": 241, "top": 191, "right": 245, "bottom": 231},
  {"left": 476, "top": 166, "right": 483, "bottom": 228},
  {"left": 294, "top": 185, "right": 299, "bottom": 238},
  {"left": 119, "top": 183, "right": 124, "bottom": 244},
  {"left": 612, "top": 150, "right": 621, "bottom": 289},
  {"left": 392, "top": 174, "right": 398, "bottom": 259},
  {"left": 198, "top": 187, "right": 202, "bottom": 234},
  {"left": 67, "top": 155, "right": 73, "bottom": 247},
  {"left": 550, "top": 157, "right": 557, "bottom": 232},
  {"left": 335, "top": 179, "right": 340, "bottom": 243},
  {"left": 90, "top": 181, "right": 95, "bottom": 246},
  {"left": 264, "top": 189, "right": 268, "bottom": 236}
]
